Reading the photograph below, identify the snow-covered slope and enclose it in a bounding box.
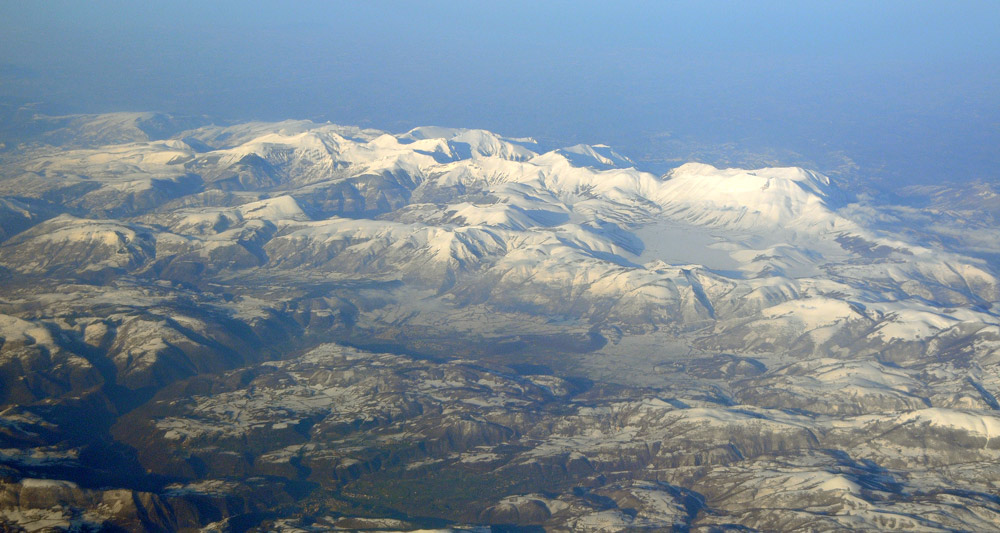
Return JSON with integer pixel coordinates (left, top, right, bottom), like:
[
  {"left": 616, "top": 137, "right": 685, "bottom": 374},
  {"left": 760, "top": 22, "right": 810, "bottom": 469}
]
[
  {"left": 3, "top": 117, "right": 997, "bottom": 340},
  {"left": 656, "top": 162, "right": 848, "bottom": 231}
]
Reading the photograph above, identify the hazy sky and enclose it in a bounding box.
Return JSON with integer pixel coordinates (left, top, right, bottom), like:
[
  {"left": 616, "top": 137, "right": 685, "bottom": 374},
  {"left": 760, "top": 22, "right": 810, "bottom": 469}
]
[{"left": 2, "top": 1, "right": 998, "bottom": 185}]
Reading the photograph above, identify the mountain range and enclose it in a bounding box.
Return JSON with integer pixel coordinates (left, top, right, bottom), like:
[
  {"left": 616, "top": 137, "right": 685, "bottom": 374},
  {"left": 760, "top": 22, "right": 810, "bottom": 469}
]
[{"left": 1, "top": 112, "right": 999, "bottom": 531}]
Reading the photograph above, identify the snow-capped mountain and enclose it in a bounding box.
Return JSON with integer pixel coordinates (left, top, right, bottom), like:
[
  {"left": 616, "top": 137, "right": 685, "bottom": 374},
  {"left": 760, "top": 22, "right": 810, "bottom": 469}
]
[{"left": 1, "top": 114, "right": 999, "bottom": 531}]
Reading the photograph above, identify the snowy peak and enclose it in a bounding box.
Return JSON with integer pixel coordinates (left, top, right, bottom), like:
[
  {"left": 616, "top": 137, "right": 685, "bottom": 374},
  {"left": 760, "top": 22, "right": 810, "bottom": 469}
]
[
  {"left": 0, "top": 215, "right": 156, "bottom": 274},
  {"left": 665, "top": 162, "right": 840, "bottom": 203},
  {"left": 237, "top": 195, "right": 308, "bottom": 221},
  {"left": 401, "top": 126, "right": 538, "bottom": 161},
  {"left": 214, "top": 130, "right": 346, "bottom": 171},
  {"left": 656, "top": 163, "right": 846, "bottom": 231},
  {"left": 22, "top": 112, "right": 210, "bottom": 148},
  {"left": 551, "top": 143, "right": 635, "bottom": 169},
  {"left": 184, "top": 120, "right": 383, "bottom": 150}
]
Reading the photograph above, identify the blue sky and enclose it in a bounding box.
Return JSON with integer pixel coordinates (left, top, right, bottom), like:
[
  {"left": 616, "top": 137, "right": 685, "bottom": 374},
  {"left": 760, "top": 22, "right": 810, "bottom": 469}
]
[{"left": 2, "top": 1, "right": 998, "bottom": 185}]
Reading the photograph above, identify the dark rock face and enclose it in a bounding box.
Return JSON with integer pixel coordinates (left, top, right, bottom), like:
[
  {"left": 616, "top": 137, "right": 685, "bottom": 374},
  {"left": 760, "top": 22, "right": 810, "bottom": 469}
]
[{"left": 0, "top": 479, "right": 216, "bottom": 532}]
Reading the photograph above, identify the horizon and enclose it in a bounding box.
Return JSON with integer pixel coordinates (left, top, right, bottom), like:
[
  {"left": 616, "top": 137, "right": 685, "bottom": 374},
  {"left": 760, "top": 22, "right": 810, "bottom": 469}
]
[{"left": 2, "top": 1, "right": 999, "bottom": 185}]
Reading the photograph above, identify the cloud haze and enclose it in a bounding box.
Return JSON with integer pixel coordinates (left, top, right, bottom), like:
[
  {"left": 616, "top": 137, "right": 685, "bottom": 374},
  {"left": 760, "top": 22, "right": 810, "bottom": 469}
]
[{"left": 2, "top": 1, "right": 998, "bottom": 184}]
